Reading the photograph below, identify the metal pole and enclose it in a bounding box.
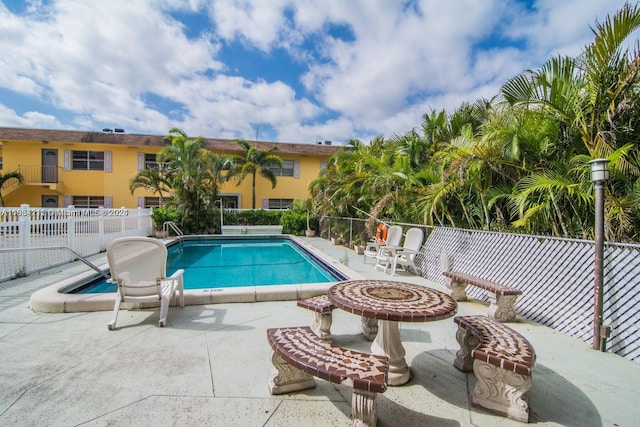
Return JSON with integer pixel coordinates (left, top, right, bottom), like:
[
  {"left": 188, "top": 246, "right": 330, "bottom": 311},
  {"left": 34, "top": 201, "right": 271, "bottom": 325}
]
[
  {"left": 592, "top": 180, "right": 605, "bottom": 351},
  {"left": 589, "top": 158, "right": 609, "bottom": 351},
  {"left": 219, "top": 198, "right": 223, "bottom": 228}
]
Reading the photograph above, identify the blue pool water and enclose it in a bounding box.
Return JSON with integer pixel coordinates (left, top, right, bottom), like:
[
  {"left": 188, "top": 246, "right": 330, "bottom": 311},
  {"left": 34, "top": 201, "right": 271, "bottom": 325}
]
[{"left": 71, "top": 237, "right": 344, "bottom": 293}]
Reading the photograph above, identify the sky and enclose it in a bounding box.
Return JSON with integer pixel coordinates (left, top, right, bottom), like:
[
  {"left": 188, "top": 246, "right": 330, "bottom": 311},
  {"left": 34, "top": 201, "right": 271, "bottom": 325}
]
[{"left": 0, "top": 0, "right": 634, "bottom": 145}]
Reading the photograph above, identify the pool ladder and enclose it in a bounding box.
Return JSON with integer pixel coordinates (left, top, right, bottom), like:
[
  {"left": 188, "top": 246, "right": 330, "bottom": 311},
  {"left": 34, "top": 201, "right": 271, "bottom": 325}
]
[{"left": 162, "top": 221, "right": 184, "bottom": 249}]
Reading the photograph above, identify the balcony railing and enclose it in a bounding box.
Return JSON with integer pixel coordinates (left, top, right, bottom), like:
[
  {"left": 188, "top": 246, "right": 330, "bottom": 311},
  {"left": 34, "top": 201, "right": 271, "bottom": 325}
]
[{"left": 18, "top": 164, "right": 64, "bottom": 185}]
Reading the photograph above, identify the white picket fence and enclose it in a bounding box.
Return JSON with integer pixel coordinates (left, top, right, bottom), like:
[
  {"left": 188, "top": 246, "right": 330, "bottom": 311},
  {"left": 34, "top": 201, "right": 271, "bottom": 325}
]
[{"left": 0, "top": 205, "right": 153, "bottom": 281}]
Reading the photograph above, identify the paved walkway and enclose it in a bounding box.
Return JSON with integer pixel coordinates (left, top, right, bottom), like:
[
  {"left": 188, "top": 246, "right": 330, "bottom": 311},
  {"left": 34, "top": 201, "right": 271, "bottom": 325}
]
[{"left": 0, "top": 237, "right": 638, "bottom": 426}]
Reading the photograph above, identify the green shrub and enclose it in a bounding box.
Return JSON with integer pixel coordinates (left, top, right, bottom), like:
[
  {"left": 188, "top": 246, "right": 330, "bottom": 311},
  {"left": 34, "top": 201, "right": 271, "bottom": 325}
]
[
  {"left": 281, "top": 210, "right": 307, "bottom": 235},
  {"left": 150, "top": 205, "right": 180, "bottom": 231}
]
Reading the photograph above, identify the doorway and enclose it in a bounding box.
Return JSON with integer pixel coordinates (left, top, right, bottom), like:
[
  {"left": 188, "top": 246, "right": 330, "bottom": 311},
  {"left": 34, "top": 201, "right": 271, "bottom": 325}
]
[{"left": 41, "top": 149, "right": 58, "bottom": 183}]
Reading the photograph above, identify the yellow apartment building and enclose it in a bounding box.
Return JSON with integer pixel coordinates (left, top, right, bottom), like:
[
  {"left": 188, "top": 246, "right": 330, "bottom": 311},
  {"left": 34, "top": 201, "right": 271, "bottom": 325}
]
[{"left": 0, "top": 127, "right": 340, "bottom": 210}]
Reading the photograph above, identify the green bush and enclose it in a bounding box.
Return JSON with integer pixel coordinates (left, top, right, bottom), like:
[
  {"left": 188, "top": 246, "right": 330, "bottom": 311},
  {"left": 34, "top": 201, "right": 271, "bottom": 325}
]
[
  {"left": 281, "top": 210, "right": 307, "bottom": 235},
  {"left": 222, "top": 209, "right": 282, "bottom": 226},
  {"left": 280, "top": 199, "right": 318, "bottom": 235},
  {"left": 150, "top": 205, "right": 180, "bottom": 231},
  {"left": 240, "top": 209, "right": 282, "bottom": 225}
]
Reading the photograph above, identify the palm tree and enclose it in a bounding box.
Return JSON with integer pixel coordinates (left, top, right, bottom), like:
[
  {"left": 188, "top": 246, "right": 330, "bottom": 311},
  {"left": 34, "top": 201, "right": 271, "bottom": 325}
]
[
  {"left": 227, "top": 139, "right": 283, "bottom": 209},
  {"left": 129, "top": 164, "right": 171, "bottom": 205},
  {"left": 501, "top": 4, "right": 640, "bottom": 240},
  {"left": 157, "top": 128, "right": 229, "bottom": 232},
  {"left": 0, "top": 170, "right": 24, "bottom": 207}
]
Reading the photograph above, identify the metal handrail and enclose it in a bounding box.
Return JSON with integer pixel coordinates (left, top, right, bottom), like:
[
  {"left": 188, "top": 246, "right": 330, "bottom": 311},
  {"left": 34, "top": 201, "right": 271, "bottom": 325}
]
[
  {"left": 162, "top": 221, "right": 184, "bottom": 248},
  {"left": 0, "top": 246, "right": 109, "bottom": 280}
]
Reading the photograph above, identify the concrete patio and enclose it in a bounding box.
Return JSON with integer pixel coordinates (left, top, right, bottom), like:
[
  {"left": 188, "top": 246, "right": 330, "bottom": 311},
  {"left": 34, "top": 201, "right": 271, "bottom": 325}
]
[{"left": 0, "top": 237, "right": 638, "bottom": 426}]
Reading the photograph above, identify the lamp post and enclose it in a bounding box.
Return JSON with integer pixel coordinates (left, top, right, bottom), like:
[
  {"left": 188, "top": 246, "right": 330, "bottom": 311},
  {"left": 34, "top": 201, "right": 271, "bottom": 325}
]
[
  {"left": 589, "top": 158, "right": 609, "bottom": 351},
  {"left": 213, "top": 199, "right": 224, "bottom": 231}
]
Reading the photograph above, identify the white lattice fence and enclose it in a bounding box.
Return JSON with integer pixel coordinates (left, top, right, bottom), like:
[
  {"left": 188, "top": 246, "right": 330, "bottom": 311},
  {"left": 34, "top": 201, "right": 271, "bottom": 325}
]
[
  {"left": 0, "top": 206, "right": 153, "bottom": 281},
  {"left": 417, "top": 227, "right": 640, "bottom": 363}
]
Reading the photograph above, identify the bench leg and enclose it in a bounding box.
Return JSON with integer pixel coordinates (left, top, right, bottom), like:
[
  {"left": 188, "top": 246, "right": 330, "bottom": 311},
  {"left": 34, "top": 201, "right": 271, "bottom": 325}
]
[
  {"left": 488, "top": 295, "right": 518, "bottom": 322},
  {"left": 351, "top": 389, "right": 379, "bottom": 427},
  {"left": 360, "top": 317, "right": 379, "bottom": 341},
  {"left": 312, "top": 312, "right": 333, "bottom": 340},
  {"left": 472, "top": 359, "right": 532, "bottom": 423},
  {"left": 268, "top": 350, "right": 316, "bottom": 395},
  {"left": 453, "top": 325, "right": 479, "bottom": 372},
  {"left": 446, "top": 278, "right": 468, "bottom": 301}
]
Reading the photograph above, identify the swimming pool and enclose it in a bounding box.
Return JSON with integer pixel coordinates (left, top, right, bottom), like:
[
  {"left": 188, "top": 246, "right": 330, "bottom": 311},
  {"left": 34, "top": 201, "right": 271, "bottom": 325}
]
[
  {"left": 29, "top": 235, "right": 360, "bottom": 313},
  {"left": 72, "top": 237, "right": 345, "bottom": 293}
]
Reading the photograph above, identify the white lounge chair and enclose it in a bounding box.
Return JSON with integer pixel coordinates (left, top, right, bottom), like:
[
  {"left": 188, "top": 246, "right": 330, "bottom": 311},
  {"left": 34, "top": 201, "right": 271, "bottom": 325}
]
[
  {"left": 375, "top": 228, "right": 424, "bottom": 275},
  {"left": 106, "top": 236, "right": 184, "bottom": 330},
  {"left": 363, "top": 225, "right": 403, "bottom": 264}
]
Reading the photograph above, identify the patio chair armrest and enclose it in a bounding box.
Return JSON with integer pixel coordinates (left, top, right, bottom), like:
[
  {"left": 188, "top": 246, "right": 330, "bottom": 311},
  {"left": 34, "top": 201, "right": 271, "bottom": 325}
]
[
  {"left": 365, "top": 242, "right": 381, "bottom": 251},
  {"left": 167, "top": 269, "right": 185, "bottom": 307},
  {"left": 378, "top": 245, "right": 402, "bottom": 257},
  {"left": 396, "top": 248, "right": 420, "bottom": 256},
  {"left": 168, "top": 269, "right": 184, "bottom": 280}
]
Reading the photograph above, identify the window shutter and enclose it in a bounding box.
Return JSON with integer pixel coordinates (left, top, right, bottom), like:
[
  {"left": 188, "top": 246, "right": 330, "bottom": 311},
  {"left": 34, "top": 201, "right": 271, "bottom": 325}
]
[
  {"left": 137, "top": 197, "right": 144, "bottom": 208},
  {"left": 63, "top": 150, "right": 71, "bottom": 171},
  {"left": 104, "top": 196, "right": 112, "bottom": 208},
  {"left": 137, "top": 153, "right": 144, "bottom": 171},
  {"left": 262, "top": 199, "right": 268, "bottom": 209},
  {"left": 63, "top": 195, "right": 72, "bottom": 207},
  {"left": 104, "top": 151, "right": 112, "bottom": 172},
  {"left": 293, "top": 160, "right": 300, "bottom": 178}
]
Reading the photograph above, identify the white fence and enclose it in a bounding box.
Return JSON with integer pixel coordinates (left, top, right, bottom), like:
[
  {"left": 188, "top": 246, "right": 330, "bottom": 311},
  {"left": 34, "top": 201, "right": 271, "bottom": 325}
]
[{"left": 0, "top": 205, "right": 153, "bottom": 282}]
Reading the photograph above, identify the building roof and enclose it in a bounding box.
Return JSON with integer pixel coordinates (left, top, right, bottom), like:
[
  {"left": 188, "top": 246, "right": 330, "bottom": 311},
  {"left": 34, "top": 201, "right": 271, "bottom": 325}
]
[{"left": 0, "top": 127, "right": 342, "bottom": 156}]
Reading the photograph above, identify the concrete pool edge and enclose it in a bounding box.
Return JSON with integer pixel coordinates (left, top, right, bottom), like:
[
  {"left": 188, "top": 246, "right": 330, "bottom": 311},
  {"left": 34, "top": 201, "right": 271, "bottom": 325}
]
[{"left": 28, "top": 235, "right": 364, "bottom": 313}]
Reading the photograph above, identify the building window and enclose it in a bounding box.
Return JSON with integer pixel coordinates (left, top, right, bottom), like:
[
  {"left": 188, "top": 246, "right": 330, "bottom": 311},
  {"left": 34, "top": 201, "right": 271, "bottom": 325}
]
[
  {"left": 267, "top": 160, "right": 295, "bottom": 177},
  {"left": 0, "top": 155, "right": 3, "bottom": 170},
  {"left": 144, "top": 153, "right": 159, "bottom": 169},
  {"left": 72, "top": 151, "right": 105, "bottom": 170},
  {"left": 268, "top": 199, "right": 293, "bottom": 210},
  {"left": 143, "top": 197, "right": 173, "bottom": 208},
  {"left": 72, "top": 196, "right": 105, "bottom": 208}
]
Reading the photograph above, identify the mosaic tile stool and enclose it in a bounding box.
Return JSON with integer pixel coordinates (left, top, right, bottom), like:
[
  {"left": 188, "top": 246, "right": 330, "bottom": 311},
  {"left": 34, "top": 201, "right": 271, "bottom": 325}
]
[
  {"left": 267, "top": 326, "right": 389, "bottom": 427},
  {"left": 453, "top": 315, "right": 536, "bottom": 423},
  {"left": 443, "top": 271, "right": 522, "bottom": 322},
  {"left": 296, "top": 295, "right": 336, "bottom": 340}
]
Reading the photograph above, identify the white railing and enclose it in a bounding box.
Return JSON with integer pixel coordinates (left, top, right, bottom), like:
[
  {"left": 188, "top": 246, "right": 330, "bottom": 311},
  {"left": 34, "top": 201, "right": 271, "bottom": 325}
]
[{"left": 0, "top": 204, "right": 153, "bottom": 281}]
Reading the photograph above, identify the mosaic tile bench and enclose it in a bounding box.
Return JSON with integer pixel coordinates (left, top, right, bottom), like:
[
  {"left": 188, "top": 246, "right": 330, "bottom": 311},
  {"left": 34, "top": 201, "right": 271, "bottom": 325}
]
[
  {"left": 453, "top": 315, "right": 536, "bottom": 423},
  {"left": 297, "top": 295, "right": 379, "bottom": 341},
  {"left": 442, "top": 271, "right": 522, "bottom": 322},
  {"left": 267, "top": 326, "right": 389, "bottom": 427},
  {"left": 296, "top": 295, "right": 336, "bottom": 340}
]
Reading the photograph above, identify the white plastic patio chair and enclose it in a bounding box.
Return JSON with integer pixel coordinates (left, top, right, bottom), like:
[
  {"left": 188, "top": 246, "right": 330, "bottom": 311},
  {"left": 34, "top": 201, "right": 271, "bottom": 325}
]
[
  {"left": 106, "top": 236, "right": 184, "bottom": 330},
  {"left": 375, "top": 227, "right": 424, "bottom": 275},
  {"left": 363, "top": 225, "right": 403, "bottom": 264}
]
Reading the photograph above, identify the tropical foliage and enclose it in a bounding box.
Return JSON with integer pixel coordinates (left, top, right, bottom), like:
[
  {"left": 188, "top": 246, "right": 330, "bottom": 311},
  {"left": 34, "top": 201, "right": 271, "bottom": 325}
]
[
  {"left": 227, "top": 139, "right": 283, "bottom": 209},
  {"left": 129, "top": 128, "right": 231, "bottom": 233},
  {"left": 310, "top": 4, "right": 640, "bottom": 242}
]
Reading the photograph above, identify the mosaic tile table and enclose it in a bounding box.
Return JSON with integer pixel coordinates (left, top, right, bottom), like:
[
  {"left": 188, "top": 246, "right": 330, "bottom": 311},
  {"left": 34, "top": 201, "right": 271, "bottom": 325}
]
[{"left": 329, "top": 279, "right": 458, "bottom": 385}]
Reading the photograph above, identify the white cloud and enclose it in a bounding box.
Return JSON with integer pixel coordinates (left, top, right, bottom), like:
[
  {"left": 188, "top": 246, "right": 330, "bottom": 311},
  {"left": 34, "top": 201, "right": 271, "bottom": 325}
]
[
  {"left": 0, "top": 104, "right": 67, "bottom": 129},
  {"left": 0, "top": 0, "right": 634, "bottom": 144}
]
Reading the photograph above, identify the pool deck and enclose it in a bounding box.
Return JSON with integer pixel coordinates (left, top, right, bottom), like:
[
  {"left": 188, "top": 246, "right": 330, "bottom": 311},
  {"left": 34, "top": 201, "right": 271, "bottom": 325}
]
[{"left": 1, "top": 236, "right": 639, "bottom": 426}]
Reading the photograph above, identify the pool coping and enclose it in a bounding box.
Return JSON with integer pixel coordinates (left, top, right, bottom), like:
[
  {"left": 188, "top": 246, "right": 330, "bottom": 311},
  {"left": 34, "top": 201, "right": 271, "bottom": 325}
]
[{"left": 28, "top": 235, "right": 364, "bottom": 313}]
